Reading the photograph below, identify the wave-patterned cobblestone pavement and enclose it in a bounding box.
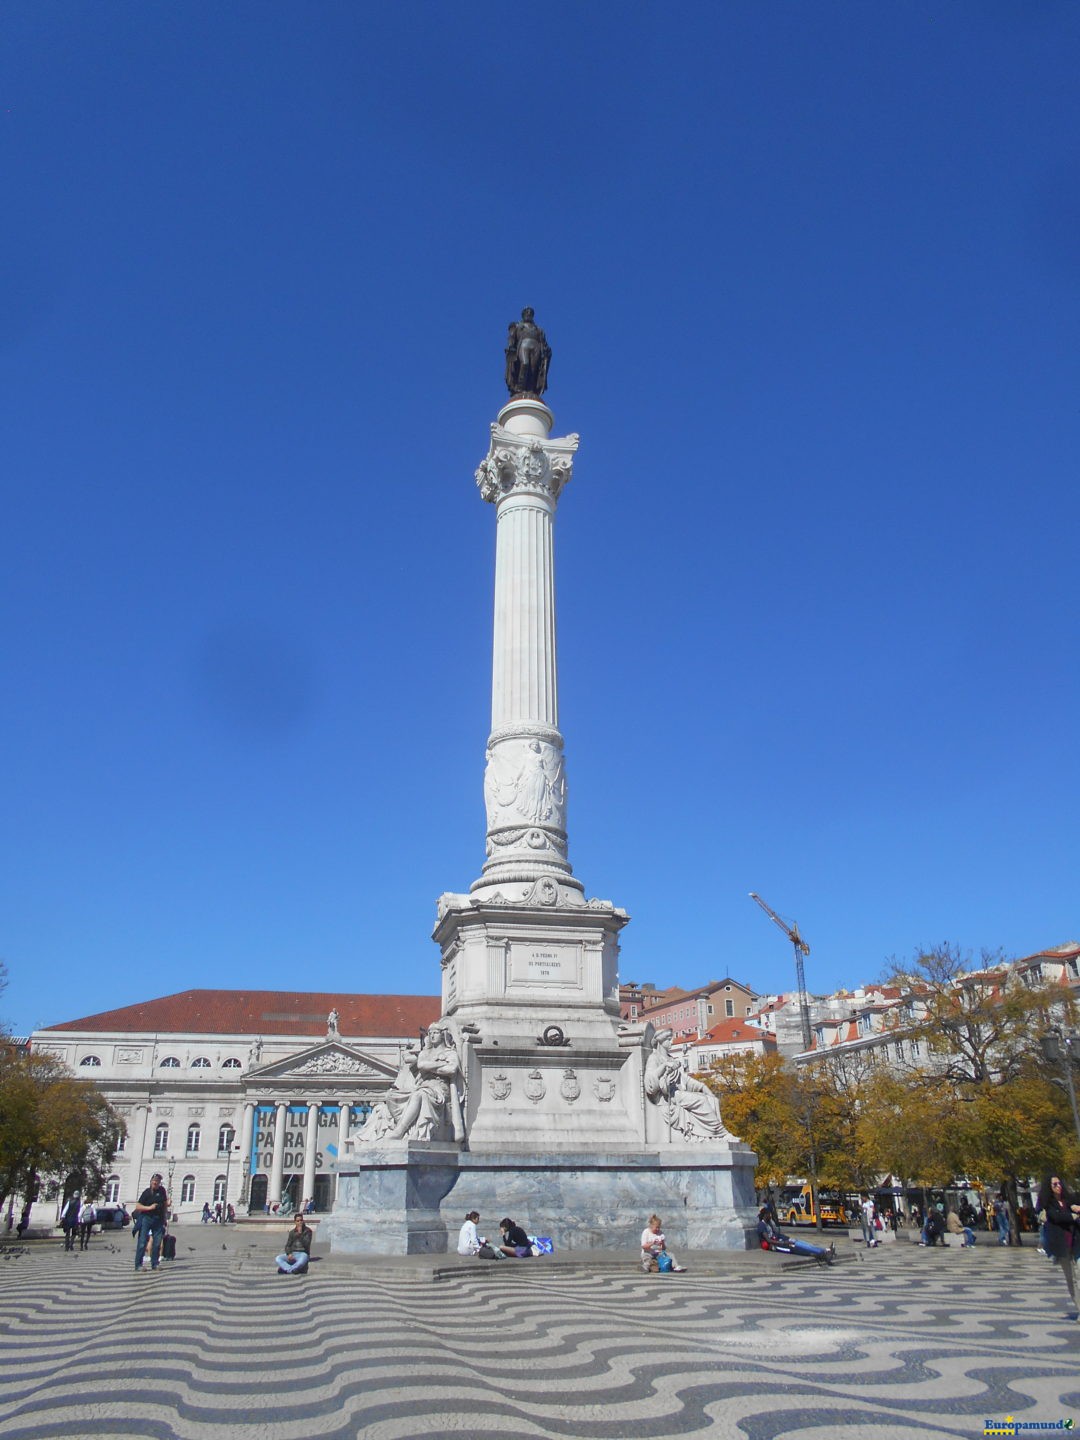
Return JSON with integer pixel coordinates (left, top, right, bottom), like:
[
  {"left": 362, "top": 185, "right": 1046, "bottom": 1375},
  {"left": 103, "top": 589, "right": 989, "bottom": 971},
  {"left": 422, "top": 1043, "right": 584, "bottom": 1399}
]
[{"left": 0, "top": 1235, "right": 1077, "bottom": 1439}]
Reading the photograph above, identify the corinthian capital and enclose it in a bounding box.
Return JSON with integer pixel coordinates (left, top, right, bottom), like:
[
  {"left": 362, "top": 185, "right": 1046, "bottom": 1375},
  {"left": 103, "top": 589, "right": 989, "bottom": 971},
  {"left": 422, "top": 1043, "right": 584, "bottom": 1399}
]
[{"left": 475, "top": 424, "right": 579, "bottom": 505}]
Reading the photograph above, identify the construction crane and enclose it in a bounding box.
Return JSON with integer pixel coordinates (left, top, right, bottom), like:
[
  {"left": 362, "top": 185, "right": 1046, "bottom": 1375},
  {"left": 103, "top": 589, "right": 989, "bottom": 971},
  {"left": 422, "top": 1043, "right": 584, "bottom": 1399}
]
[{"left": 749, "top": 893, "right": 813, "bottom": 1052}]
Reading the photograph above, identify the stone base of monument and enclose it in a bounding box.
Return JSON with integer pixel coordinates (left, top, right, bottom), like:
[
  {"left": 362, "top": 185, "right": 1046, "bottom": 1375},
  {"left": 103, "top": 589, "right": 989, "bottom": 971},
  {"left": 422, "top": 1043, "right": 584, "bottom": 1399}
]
[{"left": 322, "top": 1141, "right": 758, "bottom": 1256}]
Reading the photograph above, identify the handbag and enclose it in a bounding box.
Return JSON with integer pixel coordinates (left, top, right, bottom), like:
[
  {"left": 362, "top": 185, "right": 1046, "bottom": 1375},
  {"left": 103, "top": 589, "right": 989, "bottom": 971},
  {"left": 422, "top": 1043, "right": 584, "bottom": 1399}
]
[{"left": 656, "top": 1252, "right": 674, "bottom": 1273}]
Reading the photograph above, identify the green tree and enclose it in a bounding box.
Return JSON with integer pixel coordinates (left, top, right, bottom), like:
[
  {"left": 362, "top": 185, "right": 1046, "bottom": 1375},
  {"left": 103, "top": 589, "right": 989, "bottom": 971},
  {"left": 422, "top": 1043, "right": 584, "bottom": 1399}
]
[
  {"left": 959, "top": 1071, "right": 1077, "bottom": 1208},
  {"left": 885, "top": 943, "right": 1071, "bottom": 1086},
  {"left": 705, "top": 1053, "right": 804, "bottom": 1189},
  {"left": 854, "top": 1068, "right": 962, "bottom": 1199},
  {"left": 884, "top": 944, "right": 1078, "bottom": 1238},
  {"left": 705, "top": 1051, "right": 875, "bottom": 1201},
  {"left": 0, "top": 1046, "right": 123, "bottom": 1209}
]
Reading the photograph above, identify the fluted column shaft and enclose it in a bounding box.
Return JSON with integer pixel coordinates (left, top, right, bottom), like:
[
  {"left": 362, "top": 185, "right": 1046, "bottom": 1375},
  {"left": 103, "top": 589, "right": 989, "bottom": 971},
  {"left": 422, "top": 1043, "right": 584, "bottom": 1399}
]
[
  {"left": 269, "top": 1102, "right": 288, "bottom": 1207},
  {"left": 239, "top": 1102, "right": 256, "bottom": 1168},
  {"left": 491, "top": 489, "right": 558, "bottom": 728},
  {"left": 301, "top": 1103, "right": 319, "bottom": 1209},
  {"left": 472, "top": 399, "right": 582, "bottom": 900}
]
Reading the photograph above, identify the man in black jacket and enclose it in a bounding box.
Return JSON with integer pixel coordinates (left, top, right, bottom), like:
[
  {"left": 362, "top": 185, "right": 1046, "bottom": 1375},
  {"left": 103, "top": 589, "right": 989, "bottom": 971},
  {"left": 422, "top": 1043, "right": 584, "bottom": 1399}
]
[
  {"left": 132, "top": 1173, "right": 168, "bottom": 1272},
  {"left": 275, "top": 1213, "right": 313, "bottom": 1274}
]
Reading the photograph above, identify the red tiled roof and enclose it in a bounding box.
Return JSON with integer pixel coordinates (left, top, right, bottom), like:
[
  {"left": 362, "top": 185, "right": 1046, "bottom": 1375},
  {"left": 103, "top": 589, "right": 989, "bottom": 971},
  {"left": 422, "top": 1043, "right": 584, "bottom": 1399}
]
[
  {"left": 41, "top": 989, "right": 442, "bottom": 1038},
  {"left": 697, "top": 1017, "right": 775, "bottom": 1046},
  {"left": 1017, "top": 942, "right": 1080, "bottom": 963}
]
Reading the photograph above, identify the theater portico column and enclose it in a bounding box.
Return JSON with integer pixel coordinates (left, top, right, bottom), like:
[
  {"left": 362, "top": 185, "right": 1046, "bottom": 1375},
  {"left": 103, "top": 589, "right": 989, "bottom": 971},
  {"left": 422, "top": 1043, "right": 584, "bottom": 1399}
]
[
  {"left": 269, "top": 1102, "right": 288, "bottom": 1207},
  {"left": 334, "top": 1101, "right": 351, "bottom": 1202},
  {"left": 239, "top": 1102, "right": 256, "bottom": 1167},
  {"left": 302, "top": 1103, "right": 319, "bottom": 1208}
]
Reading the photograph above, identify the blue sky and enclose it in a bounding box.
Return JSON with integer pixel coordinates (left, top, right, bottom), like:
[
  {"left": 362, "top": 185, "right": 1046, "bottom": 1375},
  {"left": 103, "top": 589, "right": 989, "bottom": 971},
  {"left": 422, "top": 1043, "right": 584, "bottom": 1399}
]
[{"left": 3, "top": 2, "right": 1078, "bottom": 1036}]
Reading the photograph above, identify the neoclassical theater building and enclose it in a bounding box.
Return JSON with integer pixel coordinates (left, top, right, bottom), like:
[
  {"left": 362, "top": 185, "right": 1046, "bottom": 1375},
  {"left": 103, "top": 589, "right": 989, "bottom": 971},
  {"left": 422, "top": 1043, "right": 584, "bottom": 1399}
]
[{"left": 31, "top": 989, "right": 440, "bottom": 1220}]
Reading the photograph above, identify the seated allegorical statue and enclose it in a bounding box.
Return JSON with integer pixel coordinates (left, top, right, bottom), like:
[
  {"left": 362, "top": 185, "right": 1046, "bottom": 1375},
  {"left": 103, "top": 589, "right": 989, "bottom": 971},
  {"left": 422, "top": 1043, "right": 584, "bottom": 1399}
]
[
  {"left": 353, "top": 1046, "right": 422, "bottom": 1144},
  {"left": 353, "top": 1023, "right": 464, "bottom": 1145},
  {"left": 643, "top": 1027, "right": 734, "bottom": 1143}
]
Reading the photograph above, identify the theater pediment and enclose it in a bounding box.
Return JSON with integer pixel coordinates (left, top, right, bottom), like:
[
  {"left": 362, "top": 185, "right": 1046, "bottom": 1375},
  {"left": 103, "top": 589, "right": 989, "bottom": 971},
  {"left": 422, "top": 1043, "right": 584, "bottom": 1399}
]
[{"left": 249, "top": 1042, "right": 396, "bottom": 1082}]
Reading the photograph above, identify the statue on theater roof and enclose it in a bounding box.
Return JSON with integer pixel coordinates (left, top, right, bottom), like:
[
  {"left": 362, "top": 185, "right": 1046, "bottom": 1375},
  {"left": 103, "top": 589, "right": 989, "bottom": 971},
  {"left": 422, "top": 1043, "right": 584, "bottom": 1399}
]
[{"left": 505, "top": 307, "right": 551, "bottom": 399}]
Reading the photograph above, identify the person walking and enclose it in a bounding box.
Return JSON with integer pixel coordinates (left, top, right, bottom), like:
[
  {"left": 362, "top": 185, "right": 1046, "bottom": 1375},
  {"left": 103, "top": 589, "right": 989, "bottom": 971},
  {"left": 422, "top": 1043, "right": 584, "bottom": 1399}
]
[
  {"left": 1035, "top": 1176, "right": 1079, "bottom": 1318},
  {"left": 77, "top": 1198, "right": 96, "bottom": 1250},
  {"left": 59, "top": 1193, "right": 81, "bottom": 1252},
  {"left": 995, "top": 1192, "right": 1011, "bottom": 1246},
  {"left": 860, "top": 1195, "right": 879, "bottom": 1248},
  {"left": 132, "top": 1173, "right": 168, "bottom": 1272}
]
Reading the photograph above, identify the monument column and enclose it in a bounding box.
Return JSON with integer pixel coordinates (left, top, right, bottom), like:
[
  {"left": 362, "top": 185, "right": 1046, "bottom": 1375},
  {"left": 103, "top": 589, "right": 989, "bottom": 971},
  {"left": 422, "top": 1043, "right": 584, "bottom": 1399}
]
[
  {"left": 337, "top": 1100, "right": 351, "bottom": 1153},
  {"left": 472, "top": 398, "right": 582, "bottom": 901},
  {"left": 302, "top": 1102, "right": 319, "bottom": 1207},
  {"left": 268, "top": 1101, "right": 288, "bottom": 1207},
  {"left": 434, "top": 309, "right": 630, "bottom": 1069},
  {"left": 326, "top": 308, "right": 757, "bottom": 1257}
]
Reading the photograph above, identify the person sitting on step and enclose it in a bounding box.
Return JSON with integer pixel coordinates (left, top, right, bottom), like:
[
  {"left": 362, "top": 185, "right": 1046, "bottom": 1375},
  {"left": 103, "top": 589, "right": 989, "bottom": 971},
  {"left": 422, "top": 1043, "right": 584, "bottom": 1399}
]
[
  {"left": 275, "top": 1213, "right": 313, "bottom": 1274},
  {"left": 498, "top": 1217, "right": 533, "bottom": 1257}
]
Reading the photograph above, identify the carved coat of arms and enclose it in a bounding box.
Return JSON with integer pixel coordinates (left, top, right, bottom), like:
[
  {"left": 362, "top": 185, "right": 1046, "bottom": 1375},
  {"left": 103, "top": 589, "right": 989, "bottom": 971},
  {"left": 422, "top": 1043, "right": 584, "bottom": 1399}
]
[
  {"left": 560, "top": 1068, "right": 581, "bottom": 1103},
  {"left": 524, "top": 1069, "right": 546, "bottom": 1104},
  {"left": 488, "top": 1072, "right": 512, "bottom": 1102},
  {"left": 594, "top": 1075, "right": 616, "bottom": 1103}
]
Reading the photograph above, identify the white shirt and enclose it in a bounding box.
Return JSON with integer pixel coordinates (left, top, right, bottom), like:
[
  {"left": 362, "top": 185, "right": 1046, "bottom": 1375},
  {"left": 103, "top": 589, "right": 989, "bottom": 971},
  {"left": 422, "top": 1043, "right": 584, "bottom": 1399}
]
[
  {"left": 458, "top": 1219, "right": 482, "bottom": 1255},
  {"left": 861, "top": 1199, "right": 875, "bottom": 1223},
  {"left": 641, "top": 1226, "right": 664, "bottom": 1253}
]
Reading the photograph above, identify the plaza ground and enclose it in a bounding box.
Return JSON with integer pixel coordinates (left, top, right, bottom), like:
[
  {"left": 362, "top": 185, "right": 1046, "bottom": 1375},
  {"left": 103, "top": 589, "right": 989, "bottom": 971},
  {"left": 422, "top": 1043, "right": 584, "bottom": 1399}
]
[{"left": 0, "top": 1224, "right": 1076, "bottom": 1439}]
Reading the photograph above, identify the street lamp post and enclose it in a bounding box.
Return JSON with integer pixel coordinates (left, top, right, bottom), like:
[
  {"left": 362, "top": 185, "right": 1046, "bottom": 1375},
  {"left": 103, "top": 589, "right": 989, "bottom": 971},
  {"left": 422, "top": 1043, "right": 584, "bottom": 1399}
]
[
  {"left": 1040, "top": 1030, "right": 1080, "bottom": 1148},
  {"left": 166, "top": 1155, "right": 177, "bottom": 1223},
  {"left": 222, "top": 1143, "right": 240, "bottom": 1220}
]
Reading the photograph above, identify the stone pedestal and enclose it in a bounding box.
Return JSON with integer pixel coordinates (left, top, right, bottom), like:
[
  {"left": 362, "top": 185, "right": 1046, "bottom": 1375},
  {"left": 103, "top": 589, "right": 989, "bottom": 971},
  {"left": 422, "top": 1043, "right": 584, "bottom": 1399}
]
[{"left": 326, "top": 1143, "right": 757, "bottom": 1255}]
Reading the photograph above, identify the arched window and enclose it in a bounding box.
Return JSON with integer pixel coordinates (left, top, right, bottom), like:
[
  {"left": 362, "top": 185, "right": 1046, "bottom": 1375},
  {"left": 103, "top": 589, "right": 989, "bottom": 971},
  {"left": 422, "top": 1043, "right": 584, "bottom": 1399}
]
[
  {"left": 105, "top": 1177, "right": 121, "bottom": 1204},
  {"left": 79, "top": 1055, "right": 101, "bottom": 1067},
  {"left": 190, "top": 1057, "right": 211, "bottom": 1069},
  {"left": 154, "top": 1123, "right": 169, "bottom": 1153},
  {"left": 114, "top": 1130, "right": 127, "bottom": 1154},
  {"left": 180, "top": 1175, "right": 196, "bottom": 1204},
  {"left": 218, "top": 1124, "right": 236, "bottom": 1154},
  {"left": 222, "top": 1058, "right": 241, "bottom": 1069},
  {"left": 160, "top": 1056, "right": 180, "bottom": 1069},
  {"left": 186, "top": 1124, "right": 201, "bottom": 1154},
  {"left": 213, "top": 1175, "right": 227, "bottom": 1203}
]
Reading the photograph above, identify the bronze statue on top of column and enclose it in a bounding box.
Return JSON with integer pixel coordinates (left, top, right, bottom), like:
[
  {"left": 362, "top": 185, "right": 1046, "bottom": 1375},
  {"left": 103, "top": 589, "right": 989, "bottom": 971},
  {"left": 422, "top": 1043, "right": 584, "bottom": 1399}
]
[{"left": 505, "top": 307, "right": 551, "bottom": 399}]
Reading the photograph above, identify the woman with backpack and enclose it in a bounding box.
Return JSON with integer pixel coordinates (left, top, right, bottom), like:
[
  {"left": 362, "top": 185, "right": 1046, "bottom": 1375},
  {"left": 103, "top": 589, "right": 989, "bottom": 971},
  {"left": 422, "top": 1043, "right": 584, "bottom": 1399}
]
[{"left": 77, "top": 1199, "right": 96, "bottom": 1250}]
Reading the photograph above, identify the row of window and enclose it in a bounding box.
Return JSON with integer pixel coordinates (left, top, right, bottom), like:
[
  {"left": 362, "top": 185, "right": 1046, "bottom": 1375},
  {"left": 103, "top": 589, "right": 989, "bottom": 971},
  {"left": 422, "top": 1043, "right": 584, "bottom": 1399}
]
[
  {"left": 103, "top": 1175, "right": 231, "bottom": 1205},
  {"left": 152, "top": 1123, "right": 236, "bottom": 1155},
  {"left": 80, "top": 1055, "right": 243, "bottom": 1069}
]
